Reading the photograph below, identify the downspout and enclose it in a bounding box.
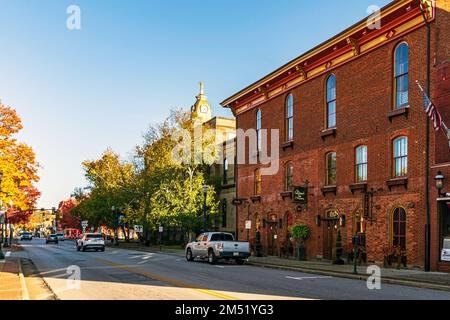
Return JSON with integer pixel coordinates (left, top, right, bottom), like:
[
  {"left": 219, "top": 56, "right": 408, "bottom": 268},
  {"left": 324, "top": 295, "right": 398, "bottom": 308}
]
[{"left": 419, "top": 0, "right": 432, "bottom": 272}]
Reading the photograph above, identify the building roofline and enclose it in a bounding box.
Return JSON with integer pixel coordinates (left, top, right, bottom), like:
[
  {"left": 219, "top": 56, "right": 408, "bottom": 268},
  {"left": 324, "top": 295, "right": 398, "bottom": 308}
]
[{"left": 220, "top": 0, "right": 422, "bottom": 109}]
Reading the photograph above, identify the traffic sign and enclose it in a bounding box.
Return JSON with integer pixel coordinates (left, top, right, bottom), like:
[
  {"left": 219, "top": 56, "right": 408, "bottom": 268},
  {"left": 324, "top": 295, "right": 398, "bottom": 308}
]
[
  {"left": 134, "top": 225, "right": 143, "bottom": 233},
  {"left": 81, "top": 221, "right": 88, "bottom": 227},
  {"left": 245, "top": 220, "right": 252, "bottom": 230},
  {"left": 159, "top": 226, "right": 164, "bottom": 233}
]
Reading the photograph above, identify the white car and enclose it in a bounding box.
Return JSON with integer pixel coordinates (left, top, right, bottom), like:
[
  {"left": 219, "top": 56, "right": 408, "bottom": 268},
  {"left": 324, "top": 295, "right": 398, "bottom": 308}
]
[
  {"left": 56, "top": 233, "right": 65, "bottom": 241},
  {"left": 185, "top": 232, "right": 250, "bottom": 265},
  {"left": 77, "top": 233, "right": 105, "bottom": 252}
]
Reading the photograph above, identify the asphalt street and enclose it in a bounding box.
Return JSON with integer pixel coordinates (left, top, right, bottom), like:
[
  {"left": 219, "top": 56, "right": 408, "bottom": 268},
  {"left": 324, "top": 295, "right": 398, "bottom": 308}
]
[{"left": 12, "top": 238, "right": 450, "bottom": 300}]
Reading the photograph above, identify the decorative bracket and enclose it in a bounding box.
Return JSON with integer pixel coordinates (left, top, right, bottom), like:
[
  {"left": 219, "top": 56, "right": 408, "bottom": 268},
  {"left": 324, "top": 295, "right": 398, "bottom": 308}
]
[
  {"left": 295, "top": 65, "right": 307, "bottom": 80},
  {"left": 346, "top": 37, "right": 360, "bottom": 56}
]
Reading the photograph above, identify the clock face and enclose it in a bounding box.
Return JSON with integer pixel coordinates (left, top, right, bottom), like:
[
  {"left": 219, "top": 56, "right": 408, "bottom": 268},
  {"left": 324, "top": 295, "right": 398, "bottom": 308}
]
[{"left": 200, "top": 105, "right": 209, "bottom": 113}]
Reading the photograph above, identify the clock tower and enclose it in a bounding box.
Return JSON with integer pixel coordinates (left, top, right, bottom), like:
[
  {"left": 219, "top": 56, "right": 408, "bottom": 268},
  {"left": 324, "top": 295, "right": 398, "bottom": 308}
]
[{"left": 191, "top": 81, "right": 212, "bottom": 124}]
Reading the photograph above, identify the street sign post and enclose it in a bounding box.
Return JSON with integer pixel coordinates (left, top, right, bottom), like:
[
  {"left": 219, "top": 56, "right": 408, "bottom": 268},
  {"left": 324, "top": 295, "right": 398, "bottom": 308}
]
[{"left": 245, "top": 220, "right": 252, "bottom": 230}]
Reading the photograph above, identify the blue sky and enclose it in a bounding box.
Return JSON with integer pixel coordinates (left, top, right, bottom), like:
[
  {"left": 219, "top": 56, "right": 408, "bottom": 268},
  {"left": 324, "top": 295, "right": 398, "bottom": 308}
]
[{"left": 0, "top": 0, "right": 390, "bottom": 208}]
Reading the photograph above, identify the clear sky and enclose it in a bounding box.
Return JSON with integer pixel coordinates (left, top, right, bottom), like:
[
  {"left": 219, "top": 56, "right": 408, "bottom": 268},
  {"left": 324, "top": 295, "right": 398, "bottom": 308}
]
[{"left": 0, "top": 0, "right": 391, "bottom": 208}]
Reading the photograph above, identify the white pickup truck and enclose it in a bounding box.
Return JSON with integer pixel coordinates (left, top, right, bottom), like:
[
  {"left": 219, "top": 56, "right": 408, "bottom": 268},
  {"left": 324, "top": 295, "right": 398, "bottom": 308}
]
[{"left": 185, "top": 232, "right": 250, "bottom": 265}]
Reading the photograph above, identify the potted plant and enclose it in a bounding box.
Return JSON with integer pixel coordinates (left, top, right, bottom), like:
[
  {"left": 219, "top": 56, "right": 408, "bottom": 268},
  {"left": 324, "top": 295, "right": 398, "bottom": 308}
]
[
  {"left": 334, "top": 229, "right": 344, "bottom": 265},
  {"left": 290, "top": 224, "right": 310, "bottom": 261}
]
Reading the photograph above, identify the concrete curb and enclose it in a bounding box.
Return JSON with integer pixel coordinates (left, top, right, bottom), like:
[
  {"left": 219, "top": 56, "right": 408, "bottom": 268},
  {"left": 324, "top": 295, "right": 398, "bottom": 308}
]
[{"left": 246, "top": 261, "right": 450, "bottom": 292}]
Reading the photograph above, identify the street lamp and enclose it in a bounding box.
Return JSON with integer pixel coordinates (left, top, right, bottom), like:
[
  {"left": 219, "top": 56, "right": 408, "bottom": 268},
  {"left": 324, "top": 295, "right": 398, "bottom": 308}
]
[
  {"left": 435, "top": 171, "right": 446, "bottom": 197},
  {"left": 202, "top": 185, "right": 208, "bottom": 232}
]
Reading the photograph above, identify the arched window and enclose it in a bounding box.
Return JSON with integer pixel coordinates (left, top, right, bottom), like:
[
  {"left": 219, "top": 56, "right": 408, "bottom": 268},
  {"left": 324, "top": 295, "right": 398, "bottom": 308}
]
[
  {"left": 393, "top": 136, "right": 408, "bottom": 177},
  {"left": 254, "top": 169, "right": 262, "bottom": 195},
  {"left": 326, "top": 75, "right": 337, "bottom": 129},
  {"left": 285, "top": 162, "right": 294, "bottom": 191},
  {"left": 394, "top": 43, "right": 409, "bottom": 109},
  {"left": 355, "top": 146, "right": 368, "bottom": 182},
  {"left": 392, "top": 207, "right": 407, "bottom": 249},
  {"left": 256, "top": 109, "right": 262, "bottom": 152},
  {"left": 286, "top": 94, "right": 294, "bottom": 141},
  {"left": 326, "top": 152, "right": 337, "bottom": 186}
]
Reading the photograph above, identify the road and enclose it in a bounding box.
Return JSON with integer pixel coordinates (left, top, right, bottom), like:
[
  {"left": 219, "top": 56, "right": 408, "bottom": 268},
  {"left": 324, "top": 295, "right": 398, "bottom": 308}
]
[{"left": 12, "top": 238, "right": 450, "bottom": 300}]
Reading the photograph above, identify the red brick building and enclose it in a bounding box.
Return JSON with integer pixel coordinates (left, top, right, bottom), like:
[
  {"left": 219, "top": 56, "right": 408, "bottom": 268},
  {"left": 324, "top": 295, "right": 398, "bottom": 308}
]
[{"left": 221, "top": 0, "right": 450, "bottom": 271}]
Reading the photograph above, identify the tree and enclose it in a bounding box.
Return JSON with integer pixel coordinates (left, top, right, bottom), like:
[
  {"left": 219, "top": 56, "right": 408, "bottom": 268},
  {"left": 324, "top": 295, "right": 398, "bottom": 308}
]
[
  {"left": 133, "top": 109, "right": 220, "bottom": 240},
  {"left": 0, "top": 102, "right": 40, "bottom": 223}
]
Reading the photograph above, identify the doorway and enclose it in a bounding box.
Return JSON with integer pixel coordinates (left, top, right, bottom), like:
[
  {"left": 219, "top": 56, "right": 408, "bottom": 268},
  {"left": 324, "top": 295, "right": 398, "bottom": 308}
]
[
  {"left": 323, "top": 209, "right": 340, "bottom": 260},
  {"left": 439, "top": 201, "right": 450, "bottom": 262},
  {"left": 267, "top": 214, "right": 278, "bottom": 256}
]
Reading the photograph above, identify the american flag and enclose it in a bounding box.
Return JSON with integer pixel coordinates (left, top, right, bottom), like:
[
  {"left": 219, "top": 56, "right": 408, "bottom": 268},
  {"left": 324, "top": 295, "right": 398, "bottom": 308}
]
[{"left": 417, "top": 81, "right": 443, "bottom": 132}]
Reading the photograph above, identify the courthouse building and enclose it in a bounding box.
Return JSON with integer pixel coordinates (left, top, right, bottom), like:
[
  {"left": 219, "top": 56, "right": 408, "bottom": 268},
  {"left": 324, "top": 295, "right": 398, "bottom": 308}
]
[
  {"left": 191, "top": 82, "right": 237, "bottom": 234},
  {"left": 221, "top": 0, "right": 450, "bottom": 271}
]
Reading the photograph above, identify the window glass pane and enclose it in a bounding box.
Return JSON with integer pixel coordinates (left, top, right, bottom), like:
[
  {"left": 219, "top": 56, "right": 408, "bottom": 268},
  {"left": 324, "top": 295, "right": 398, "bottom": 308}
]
[
  {"left": 395, "top": 44, "right": 409, "bottom": 76},
  {"left": 327, "top": 75, "right": 336, "bottom": 102},
  {"left": 328, "top": 110, "right": 336, "bottom": 128},
  {"left": 395, "top": 44, "right": 409, "bottom": 108},
  {"left": 396, "top": 75, "right": 409, "bottom": 107}
]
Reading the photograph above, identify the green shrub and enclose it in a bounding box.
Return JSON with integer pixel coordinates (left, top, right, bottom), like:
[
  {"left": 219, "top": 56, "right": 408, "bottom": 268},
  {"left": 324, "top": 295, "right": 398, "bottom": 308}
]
[{"left": 290, "top": 224, "right": 310, "bottom": 241}]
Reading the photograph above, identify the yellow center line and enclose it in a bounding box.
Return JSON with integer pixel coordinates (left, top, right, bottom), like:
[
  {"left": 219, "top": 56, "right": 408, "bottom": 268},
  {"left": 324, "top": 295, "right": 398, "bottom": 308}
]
[{"left": 94, "top": 257, "right": 240, "bottom": 300}]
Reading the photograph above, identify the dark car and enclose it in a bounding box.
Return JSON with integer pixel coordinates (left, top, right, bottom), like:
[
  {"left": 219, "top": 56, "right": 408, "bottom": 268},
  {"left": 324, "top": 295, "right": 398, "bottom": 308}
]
[{"left": 46, "top": 234, "right": 59, "bottom": 244}]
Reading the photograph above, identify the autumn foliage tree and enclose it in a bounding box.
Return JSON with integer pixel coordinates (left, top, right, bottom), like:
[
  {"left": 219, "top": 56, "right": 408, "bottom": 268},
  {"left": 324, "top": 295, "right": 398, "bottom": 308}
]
[{"left": 0, "top": 102, "right": 40, "bottom": 224}]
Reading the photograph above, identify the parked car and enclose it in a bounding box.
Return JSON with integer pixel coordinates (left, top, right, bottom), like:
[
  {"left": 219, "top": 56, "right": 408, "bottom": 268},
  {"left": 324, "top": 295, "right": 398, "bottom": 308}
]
[
  {"left": 56, "top": 233, "right": 65, "bottom": 241},
  {"left": 46, "top": 234, "right": 59, "bottom": 244},
  {"left": 77, "top": 233, "right": 105, "bottom": 252},
  {"left": 185, "top": 232, "right": 250, "bottom": 265},
  {"left": 20, "top": 232, "right": 33, "bottom": 241}
]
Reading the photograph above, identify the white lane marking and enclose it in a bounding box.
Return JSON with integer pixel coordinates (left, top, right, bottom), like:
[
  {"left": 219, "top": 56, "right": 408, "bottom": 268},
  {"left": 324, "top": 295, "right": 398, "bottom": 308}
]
[
  {"left": 18, "top": 260, "right": 30, "bottom": 300},
  {"left": 215, "top": 265, "right": 225, "bottom": 269},
  {"left": 286, "top": 276, "right": 333, "bottom": 281},
  {"left": 5, "top": 251, "right": 11, "bottom": 257}
]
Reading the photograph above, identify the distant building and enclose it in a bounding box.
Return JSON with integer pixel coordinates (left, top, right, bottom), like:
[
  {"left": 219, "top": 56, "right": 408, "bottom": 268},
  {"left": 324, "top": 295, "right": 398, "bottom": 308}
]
[{"left": 191, "top": 82, "right": 237, "bottom": 234}]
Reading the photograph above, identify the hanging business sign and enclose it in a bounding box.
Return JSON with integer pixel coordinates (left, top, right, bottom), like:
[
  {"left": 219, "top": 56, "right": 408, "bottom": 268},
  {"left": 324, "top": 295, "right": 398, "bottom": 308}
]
[{"left": 293, "top": 186, "right": 308, "bottom": 204}]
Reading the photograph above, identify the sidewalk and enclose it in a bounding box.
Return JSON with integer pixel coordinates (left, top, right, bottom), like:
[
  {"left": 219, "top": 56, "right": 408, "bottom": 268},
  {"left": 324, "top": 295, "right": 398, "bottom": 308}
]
[
  {"left": 247, "top": 256, "right": 450, "bottom": 292},
  {"left": 0, "top": 258, "right": 26, "bottom": 300},
  {"left": 0, "top": 249, "right": 56, "bottom": 300},
  {"left": 106, "top": 242, "right": 450, "bottom": 292}
]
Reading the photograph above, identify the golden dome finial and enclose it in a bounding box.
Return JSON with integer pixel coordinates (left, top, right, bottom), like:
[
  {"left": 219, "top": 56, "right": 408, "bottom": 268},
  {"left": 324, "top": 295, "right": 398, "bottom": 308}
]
[{"left": 200, "top": 81, "right": 205, "bottom": 95}]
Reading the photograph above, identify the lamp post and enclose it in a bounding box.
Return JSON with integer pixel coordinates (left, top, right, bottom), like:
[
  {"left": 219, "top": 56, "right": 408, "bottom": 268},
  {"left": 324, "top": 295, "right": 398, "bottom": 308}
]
[
  {"left": 112, "top": 206, "right": 119, "bottom": 246},
  {"left": 8, "top": 199, "right": 12, "bottom": 247},
  {"left": 202, "top": 185, "right": 208, "bottom": 232}
]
